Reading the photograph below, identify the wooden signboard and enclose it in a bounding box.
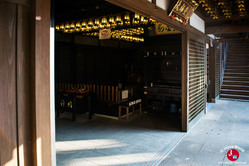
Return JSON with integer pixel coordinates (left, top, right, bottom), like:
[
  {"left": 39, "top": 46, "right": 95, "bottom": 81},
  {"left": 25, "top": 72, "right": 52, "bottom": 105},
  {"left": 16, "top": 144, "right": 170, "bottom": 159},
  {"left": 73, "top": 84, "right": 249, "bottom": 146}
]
[
  {"left": 169, "top": 0, "right": 198, "bottom": 24},
  {"left": 155, "top": 23, "right": 181, "bottom": 35}
]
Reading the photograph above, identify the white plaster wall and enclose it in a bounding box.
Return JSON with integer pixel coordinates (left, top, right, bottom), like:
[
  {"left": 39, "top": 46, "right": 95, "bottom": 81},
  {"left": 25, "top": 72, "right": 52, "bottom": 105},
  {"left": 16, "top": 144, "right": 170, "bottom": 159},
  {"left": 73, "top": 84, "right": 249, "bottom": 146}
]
[
  {"left": 189, "top": 13, "right": 205, "bottom": 33},
  {"left": 156, "top": 0, "right": 166, "bottom": 10},
  {"left": 148, "top": 0, "right": 152, "bottom": 2}
]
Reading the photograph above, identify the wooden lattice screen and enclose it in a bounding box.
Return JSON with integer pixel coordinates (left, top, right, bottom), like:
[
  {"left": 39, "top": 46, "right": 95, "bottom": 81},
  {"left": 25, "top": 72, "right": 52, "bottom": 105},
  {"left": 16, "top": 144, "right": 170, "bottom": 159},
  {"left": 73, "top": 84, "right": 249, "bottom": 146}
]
[
  {"left": 188, "top": 38, "right": 205, "bottom": 123},
  {"left": 215, "top": 47, "right": 220, "bottom": 97}
]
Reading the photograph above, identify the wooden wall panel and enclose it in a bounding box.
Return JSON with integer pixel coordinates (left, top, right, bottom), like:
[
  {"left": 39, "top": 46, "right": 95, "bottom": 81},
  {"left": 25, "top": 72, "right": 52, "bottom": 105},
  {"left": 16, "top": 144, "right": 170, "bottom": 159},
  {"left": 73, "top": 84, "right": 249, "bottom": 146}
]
[
  {"left": 17, "top": 4, "right": 31, "bottom": 166},
  {"left": 0, "top": 2, "right": 18, "bottom": 166}
]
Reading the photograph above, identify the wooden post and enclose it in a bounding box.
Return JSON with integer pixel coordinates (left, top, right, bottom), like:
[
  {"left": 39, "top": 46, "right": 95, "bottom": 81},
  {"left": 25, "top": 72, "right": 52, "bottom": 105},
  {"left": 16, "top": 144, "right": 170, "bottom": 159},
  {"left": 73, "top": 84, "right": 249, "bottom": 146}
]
[
  {"left": 97, "top": 85, "right": 99, "bottom": 99},
  {"left": 181, "top": 31, "right": 188, "bottom": 132},
  {"left": 100, "top": 85, "right": 103, "bottom": 101},
  {"left": 209, "top": 45, "right": 216, "bottom": 102},
  {"left": 116, "top": 86, "right": 119, "bottom": 103},
  {"left": 108, "top": 86, "right": 111, "bottom": 101},
  {"left": 104, "top": 85, "right": 107, "bottom": 101},
  {"left": 112, "top": 86, "right": 115, "bottom": 102},
  {"left": 30, "top": 0, "right": 55, "bottom": 165}
]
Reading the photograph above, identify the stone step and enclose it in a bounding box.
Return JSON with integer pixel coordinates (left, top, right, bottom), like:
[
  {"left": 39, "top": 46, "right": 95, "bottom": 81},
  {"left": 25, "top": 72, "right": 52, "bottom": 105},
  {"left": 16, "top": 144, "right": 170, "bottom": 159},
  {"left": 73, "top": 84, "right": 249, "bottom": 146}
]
[
  {"left": 221, "top": 85, "right": 249, "bottom": 91},
  {"left": 220, "top": 89, "right": 249, "bottom": 96},
  {"left": 225, "top": 66, "right": 249, "bottom": 70},
  {"left": 220, "top": 94, "right": 249, "bottom": 100},
  {"left": 223, "top": 76, "right": 249, "bottom": 81},
  {"left": 224, "top": 73, "right": 249, "bottom": 77},
  {"left": 222, "top": 80, "right": 249, "bottom": 86},
  {"left": 225, "top": 69, "right": 249, "bottom": 73}
]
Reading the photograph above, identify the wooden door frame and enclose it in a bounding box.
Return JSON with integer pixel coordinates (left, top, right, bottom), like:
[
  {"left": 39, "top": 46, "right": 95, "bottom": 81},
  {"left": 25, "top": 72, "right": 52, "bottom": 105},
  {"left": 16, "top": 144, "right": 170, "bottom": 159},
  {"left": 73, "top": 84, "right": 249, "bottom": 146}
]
[{"left": 30, "top": 0, "right": 55, "bottom": 165}]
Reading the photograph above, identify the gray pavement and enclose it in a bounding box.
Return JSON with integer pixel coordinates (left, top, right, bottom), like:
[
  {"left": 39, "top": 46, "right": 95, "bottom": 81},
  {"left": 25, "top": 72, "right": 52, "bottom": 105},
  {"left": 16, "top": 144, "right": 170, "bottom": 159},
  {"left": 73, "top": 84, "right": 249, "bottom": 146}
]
[
  {"left": 56, "top": 99, "right": 249, "bottom": 166},
  {"left": 56, "top": 111, "right": 184, "bottom": 166},
  {"left": 159, "top": 99, "right": 249, "bottom": 166}
]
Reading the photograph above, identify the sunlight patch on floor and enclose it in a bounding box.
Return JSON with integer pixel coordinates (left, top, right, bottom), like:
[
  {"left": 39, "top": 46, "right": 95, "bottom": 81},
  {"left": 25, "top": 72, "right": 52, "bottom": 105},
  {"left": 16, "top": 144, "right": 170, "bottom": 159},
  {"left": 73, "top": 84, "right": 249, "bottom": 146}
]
[
  {"left": 56, "top": 139, "right": 128, "bottom": 151},
  {"left": 64, "top": 153, "right": 157, "bottom": 166}
]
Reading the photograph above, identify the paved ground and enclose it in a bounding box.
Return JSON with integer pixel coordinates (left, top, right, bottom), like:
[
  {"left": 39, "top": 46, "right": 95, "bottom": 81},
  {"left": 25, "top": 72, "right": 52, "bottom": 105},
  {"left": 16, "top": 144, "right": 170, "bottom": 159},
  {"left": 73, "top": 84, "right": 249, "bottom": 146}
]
[
  {"left": 56, "top": 111, "right": 184, "bottom": 166},
  {"left": 159, "top": 99, "right": 249, "bottom": 166},
  {"left": 56, "top": 99, "right": 249, "bottom": 166}
]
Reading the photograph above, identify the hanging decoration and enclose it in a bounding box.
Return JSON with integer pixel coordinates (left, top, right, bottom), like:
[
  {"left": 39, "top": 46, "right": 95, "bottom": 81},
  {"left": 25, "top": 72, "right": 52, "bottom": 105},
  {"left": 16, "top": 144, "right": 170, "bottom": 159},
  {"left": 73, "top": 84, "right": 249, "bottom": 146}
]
[
  {"left": 55, "top": 13, "right": 157, "bottom": 42},
  {"left": 198, "top": 0, "right": 219, "bottom": 19},
  {"left": 169, "top": 0, "right": 199, "bottom": 24},
  {"left": 236, "top": 0, "right": 247, "bottom": 17}
]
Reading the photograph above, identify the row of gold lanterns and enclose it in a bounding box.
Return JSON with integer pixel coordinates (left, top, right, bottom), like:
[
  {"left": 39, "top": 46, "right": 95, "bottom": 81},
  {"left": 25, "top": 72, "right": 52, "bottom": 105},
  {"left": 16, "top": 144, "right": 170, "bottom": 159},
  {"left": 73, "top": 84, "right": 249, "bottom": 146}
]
[
  {"left": 236, "top": 0, "right": 247, "bottom": 17},
  {"left": 83, "top": 27, "right": 145, "bottom": 42},
  {"left": 55, "top": 13, "right": 156, "bottom": 33},
  {"left": 198, "top": 0, "right": 219, "bottom": 19}
]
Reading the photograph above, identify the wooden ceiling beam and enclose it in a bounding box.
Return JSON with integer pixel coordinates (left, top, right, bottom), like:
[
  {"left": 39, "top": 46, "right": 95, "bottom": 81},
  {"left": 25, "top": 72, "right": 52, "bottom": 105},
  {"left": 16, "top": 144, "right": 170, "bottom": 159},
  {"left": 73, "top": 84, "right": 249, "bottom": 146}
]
[
  {"left": 206, "top": 24, "right": 249, "bottom": 34},
  {"left": 106, "top": 0, "right": 209, "bottom": 39}
]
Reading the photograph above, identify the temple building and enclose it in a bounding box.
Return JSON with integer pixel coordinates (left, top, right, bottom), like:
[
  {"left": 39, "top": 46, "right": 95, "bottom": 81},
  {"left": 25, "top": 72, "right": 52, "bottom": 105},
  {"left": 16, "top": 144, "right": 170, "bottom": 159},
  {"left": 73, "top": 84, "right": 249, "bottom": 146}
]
[{"left": 0, "top": 0, "right": 249, "bottom": 165}]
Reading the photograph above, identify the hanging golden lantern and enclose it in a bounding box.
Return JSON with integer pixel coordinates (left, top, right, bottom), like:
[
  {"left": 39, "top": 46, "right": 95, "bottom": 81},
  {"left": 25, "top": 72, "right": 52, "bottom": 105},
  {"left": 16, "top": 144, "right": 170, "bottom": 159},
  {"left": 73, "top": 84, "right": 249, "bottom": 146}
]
[
  {"left": 118, "top": 20, "right": 123, "bottom": 26},
  {"left": 116, "top": 15, "right": 122, "bottom": 23},
  {"left": 109, "top": 17, "right": 115, "bottom": 24},
  {"left": 65, "top": 23, "right": 70, "bottom": 30},
  {"left": 55, "top": 25, "right": 60, "bottom": 31},
  {"left": 59, "top": 24, "right": 65, "bottom": 30},
  {"left": 106, "top": 24, "right": 111, "bottom": 28},
  {"left": 88, "top": 19, "right": 94, "bottom": 27},
  {"left": 134, "top": 13, "right": 140, "bottom": 20},
  {"left": 94, "top": 19, "right": 100, "bottom": 26},
  {"left": 132, "top": 18, "right": 139, "bottom": 25},
  {"left": 70, "top": 22, "right": 75, "bottom": 29},
  {"left": 76, "top": 22, "right": 81, "bottom": 28},
  {"left": 140, "top": 16, "right": 148, "bottom": 24},
  {"left": 101, "top": 17, "right": 108, "bottom": 25},
  {"left": 81, "top": 21, "right": 87, "bottom": 28},
  {"left": 124, "top": 13, "right": 130, "bottom": 21},
  {"left": 75, "top": 22, "right": 81, "bottom": 32},
  {"left": 93, "top": 19, "right": 100, "bottom": 30}
]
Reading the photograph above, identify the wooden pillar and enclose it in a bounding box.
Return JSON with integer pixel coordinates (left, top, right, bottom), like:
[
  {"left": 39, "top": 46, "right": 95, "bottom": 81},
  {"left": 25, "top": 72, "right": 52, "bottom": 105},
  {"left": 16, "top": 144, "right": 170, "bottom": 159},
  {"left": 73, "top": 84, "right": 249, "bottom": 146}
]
[
  {"left": 30, "top": 0, "right": 55, "bottom": 165},
  {"left": 17, "top": 2, "right": 32, "bottom": 166},
  {"left": 209, "top": 44, "right": 216, "bottom": 102},
  {"left": 181, "top": 31, "right": 188, "bottom": 132}
]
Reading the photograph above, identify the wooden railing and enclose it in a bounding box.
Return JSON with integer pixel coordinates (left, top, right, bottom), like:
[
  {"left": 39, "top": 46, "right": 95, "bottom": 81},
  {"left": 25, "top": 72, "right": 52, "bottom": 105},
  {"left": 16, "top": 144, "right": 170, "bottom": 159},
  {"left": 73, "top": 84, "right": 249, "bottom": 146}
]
[{"left": 56, "top": 82, "right": 134, "bottom": 104}]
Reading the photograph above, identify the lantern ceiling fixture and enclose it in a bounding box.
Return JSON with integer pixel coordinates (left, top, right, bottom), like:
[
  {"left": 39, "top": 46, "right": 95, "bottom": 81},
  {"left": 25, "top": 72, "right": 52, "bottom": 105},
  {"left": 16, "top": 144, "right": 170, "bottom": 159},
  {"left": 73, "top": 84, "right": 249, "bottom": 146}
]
[
  {"left": 82, "top": 27, "right": 145, "bottom": 42},
  {"left": 55, "top": 12, "right": 156, "bottom": 34}
]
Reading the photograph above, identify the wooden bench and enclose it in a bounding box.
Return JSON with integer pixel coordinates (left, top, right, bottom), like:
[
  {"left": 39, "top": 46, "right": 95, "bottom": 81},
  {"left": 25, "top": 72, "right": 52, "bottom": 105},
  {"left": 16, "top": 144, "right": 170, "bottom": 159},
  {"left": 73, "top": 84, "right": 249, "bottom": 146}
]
[{"left": 118, "top": 99, "right": 142, "bottom": 120}]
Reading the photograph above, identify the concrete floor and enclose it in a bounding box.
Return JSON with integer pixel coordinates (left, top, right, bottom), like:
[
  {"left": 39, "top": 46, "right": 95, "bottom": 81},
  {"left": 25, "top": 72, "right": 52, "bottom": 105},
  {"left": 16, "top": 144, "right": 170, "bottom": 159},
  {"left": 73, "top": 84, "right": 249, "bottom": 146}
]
[
  {"left": 56, "top": 99, "right": 249, "bottom": 166},
  {"left": 159, "top": 99, "right": 249, "bottom": 166},
  {"left": 56, "top": 111, "right": 184, "bottom": 166}
]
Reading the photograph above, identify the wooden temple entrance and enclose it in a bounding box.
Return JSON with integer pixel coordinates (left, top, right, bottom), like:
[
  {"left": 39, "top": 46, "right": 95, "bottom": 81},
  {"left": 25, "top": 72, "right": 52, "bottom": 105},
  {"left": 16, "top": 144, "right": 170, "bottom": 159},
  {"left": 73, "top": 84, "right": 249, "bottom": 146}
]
[{"left": 1, "top": 0, "right": 248, "bottom": 165}]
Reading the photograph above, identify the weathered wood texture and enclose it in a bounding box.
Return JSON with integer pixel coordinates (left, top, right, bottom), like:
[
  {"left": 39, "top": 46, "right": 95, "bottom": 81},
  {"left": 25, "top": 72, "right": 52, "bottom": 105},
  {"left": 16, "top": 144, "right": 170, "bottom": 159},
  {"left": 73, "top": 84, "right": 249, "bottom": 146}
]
[
  {"left": 0, "top": 2, "right": 18, "bottom": 166},
  {"left": 17, "top": 4, "right": 32, "bottom": 166},
  {"left": 31, "top": 0, "right": 52, "bottom": 165}
]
